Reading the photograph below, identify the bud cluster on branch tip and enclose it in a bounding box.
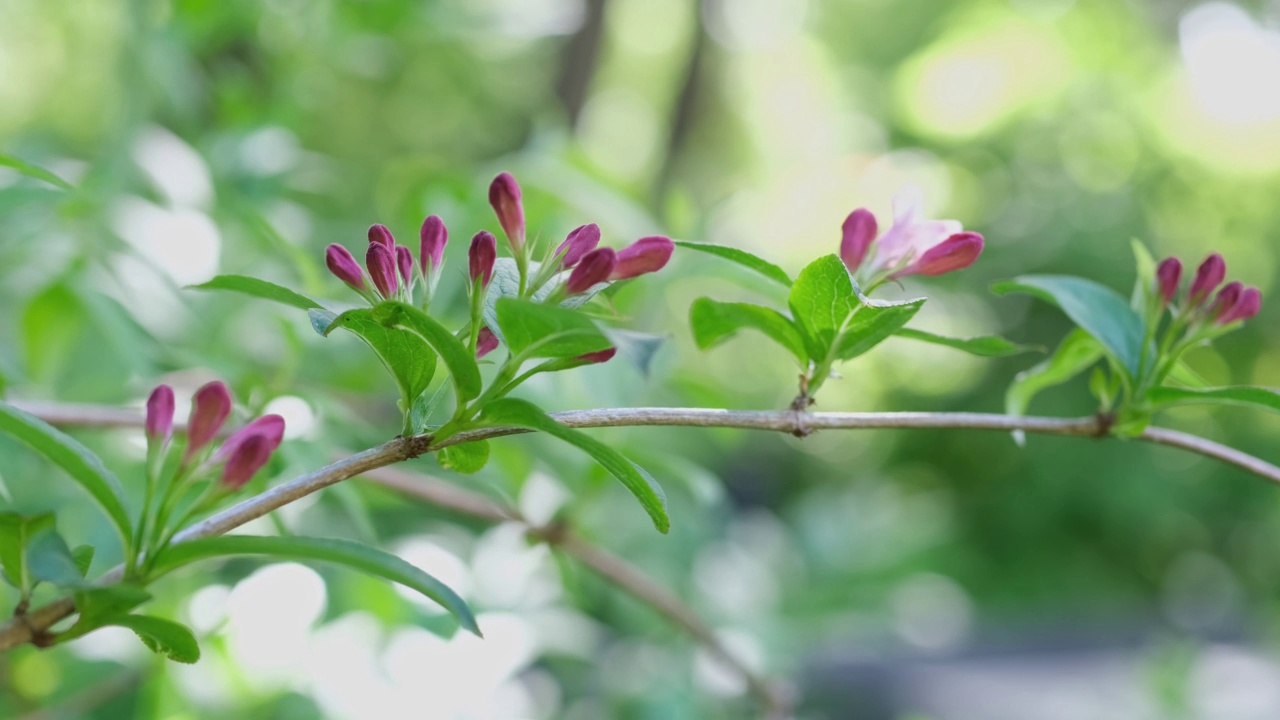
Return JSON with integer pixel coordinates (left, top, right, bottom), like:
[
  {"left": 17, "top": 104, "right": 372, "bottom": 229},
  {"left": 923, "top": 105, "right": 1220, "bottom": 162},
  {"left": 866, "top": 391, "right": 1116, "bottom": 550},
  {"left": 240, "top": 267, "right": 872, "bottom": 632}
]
[
  {"left": 489, "top": 172, "right": 525, "bottom": 254},
  {"left": 838, "top": 187, "right": 983, "bottom": 283},
  {"left": 567, "top": 248, "right": 616, "bottom": 294},
  {"left": 469, "top": 231, "right": 497, "bottom": 287},
  {"left": 215, "top": 414, "right": 286, "bottom": 490},
  {"left": 419, "top": 215, "right": 448, "bottom": 280},
  {"left": 145, "top": 384, "right": 175, "bottom": 447},
  {"left": 556, "top": 224, "right": 601, "bottom": 269},
  {"left": 185, "top": 381, "right": 232, "bottom": 461},
  {"left": 476, "top": 327, "right": 499, "bottom": 358},
  {"left": 1154, "top": 252, "right": 1262, "bottom": 325}
]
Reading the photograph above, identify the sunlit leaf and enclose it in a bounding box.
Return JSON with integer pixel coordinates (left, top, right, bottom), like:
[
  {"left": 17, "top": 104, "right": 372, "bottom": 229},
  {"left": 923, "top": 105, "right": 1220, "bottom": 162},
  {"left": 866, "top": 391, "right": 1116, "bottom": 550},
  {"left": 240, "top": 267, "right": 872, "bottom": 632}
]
[
  {"left": 833, "top": 296, "right": 925, "bottom": 361},
  {"left": 893, "top": 328, "right": 1033, "bottom": 357},
  {"left": 321, "top": 308, "right": 438, "bottom": 416},
  {"left": 0, "top": 153, "right": 74, "bottom": 191},
  {"left": 674, "top": 241, "right": 792, "bottom": 286},
  {"left": 1147, "top": 386, "right": 1280, "bottom": 414},
  {"left": 108, "top": 615, "right": 201, "bottom": 664},
  {"left": 438, "top": 441, "right": 490, "bottom": 474},
  {"left": 495, "top": 298, "right": 612, "bottom": 360},
  {"left": 189, "top": 275, "right": 322, "bottom": 311},
  {"left": 788, "top": 255, "right": 859, "bottom": 360},
  {"left": 689, "top": 298, "right": 807, "bottom": 366},
  {"left": 1005, "top": 329, "right": 1103, "bottom": 446},
  {"left": 371, "top": 302, "right": 482, "bottom": 404}
]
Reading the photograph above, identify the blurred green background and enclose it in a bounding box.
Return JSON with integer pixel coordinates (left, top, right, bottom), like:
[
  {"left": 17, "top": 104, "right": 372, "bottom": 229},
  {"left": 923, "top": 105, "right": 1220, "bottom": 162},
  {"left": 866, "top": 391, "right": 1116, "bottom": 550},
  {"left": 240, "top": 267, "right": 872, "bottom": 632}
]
[{"left": 3, "top": 0, "right": 1280, "bottom": 717}]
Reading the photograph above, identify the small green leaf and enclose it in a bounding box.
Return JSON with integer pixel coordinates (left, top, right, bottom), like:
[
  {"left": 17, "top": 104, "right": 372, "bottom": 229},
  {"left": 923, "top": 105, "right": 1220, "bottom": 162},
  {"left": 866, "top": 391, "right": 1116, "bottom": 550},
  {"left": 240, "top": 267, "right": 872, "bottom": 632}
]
[
  {"left": 71, "top": 545, "right": 95, "bottom": 577},
  {"left": 438, "top": 441, "right": 490, "bottom": 474},
  {"left": 689, "top": 298, "right": 807, "bottom": 366},
  {"left": 1167, "top": 361, "right": 1210, "bottom": 389},
  {"left": 26, "top": 528, "right": 87, "bottom": 589},
  {"left": 833, "top": 296, "right": 925, "bottom": 361},
  {"left": 788, "top": 255, "right": 859, "bottom": 360},
  {"left": 108, "top": 615, "right": 201, "bottom": 663},
  {"left": 323, "top": 308, "right": 439, "bottom": 416},
  {"left": 1130, "top": 240, "right": 1157, "bottom": 312},
  {"left": 0, "top": 403, "right": 133, "bottom": 549},
  {"left": 59, "top": 585, "right": 152, "bottom": 643},
  {"left": 0, "top": 154, "right": 74, "bottom": 191},
  {"left": 893, "top": 328, "right": 1033, "bottom": 357},
  {"left": 673, "top": 241, "right": 792, "bottom": 286},
  {"left": 308, "top": 308, "right": 338, "bottom": 336},
  {"left": 0, "top": 513, "right": 54, "bottom": 594},
  {"left": 150, "top": 535, "right": 479, "bottom": 636},
  {"left": 475, "top": 398, "right": 669, "bottom": 533},
  {"left": 1006, "top": 329, "right": 1103, "bottom": 445},
  {"left": 993, "top": 275, "right": 1146, "bottom": 379},
  {"left": 495, "top": 298, "right": 612, "bottom": 360},
  {"left": 1147, "top": 386, "right": 1280, "bottom": 414},
  {"left": 189, "top": 275, "right": 321, "bottom": 311},
  {"left": 371, "top": 302, "right": 482, "bottom": 404}
]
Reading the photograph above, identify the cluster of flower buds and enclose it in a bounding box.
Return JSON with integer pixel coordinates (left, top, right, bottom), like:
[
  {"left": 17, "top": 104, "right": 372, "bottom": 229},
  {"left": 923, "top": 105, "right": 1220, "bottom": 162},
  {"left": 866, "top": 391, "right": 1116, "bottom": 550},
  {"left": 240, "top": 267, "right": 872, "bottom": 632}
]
[
  {"left": 144, "top": 381, "right": 285, "bottom": 491},
  {"left": 839, "top": 188, "right": 984, "bottom": 289},
  {"left": 326, "top": 216, "right": 450, "bottom": 305},
  {"left": 1154, "top": 253, "right": 1262, "bottom": 327}
]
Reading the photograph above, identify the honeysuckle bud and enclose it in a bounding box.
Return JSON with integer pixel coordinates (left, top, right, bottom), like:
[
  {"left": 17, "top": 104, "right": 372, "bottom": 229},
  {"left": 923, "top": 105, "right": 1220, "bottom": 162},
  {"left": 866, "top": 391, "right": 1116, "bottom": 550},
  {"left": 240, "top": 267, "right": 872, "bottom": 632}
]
[
  {"left": 215, "top": 414, "right": 286, "bottom": 462},
  {"left": 488, "top": 172, "right": 525, "bottom": 253},
  {"left": 577, "top": 347, "right": 617, "bottom": 364},
  {"left": 145, "top": 384, "right": 175, "bottom": 446},
  {"left": 186, "top": 381, "right": 232, "bottom": 460},
  {"left": 840, "top": 208, "right": 878, "bottom": 274},
  {"left": 892, "top": 231, "right": 984, "bottom": 278},
  {"left": 476, "top": 327, "right": 499, "bottom": 358},
  {"left": 609, "top": 236, "right": 673, "bottom": 280},
  {"left": 1210, "top": 281, "right": 1242, "bottom": 321},
  {"left": 325, "top": 244, "right": 366, "bottom": 290},
  {"left": 1190, "top": 253, "right": 1226, "bottom": 305},
  {"left": 1156, "top": 257, "right": 1182, "bottom": 305},
  {"left": 396, "top": 245, "right": 414, "bottom": 286},
  {"left": 567, "top": 248, "right": 616, "bottom": 294},
  {"left": 556, "top": 224, "right": 601, "bottom": 269},
  {"left": 469, "top": 231, "right": 497, "bottom": 287},
  {"left": 419, "top": 215, "right": 447, "bottom": 277},
  {"left": 368, "top": 223, "right": 395, "bottom": 250},
  {"left": 219, "top": 434, "right": 273, "bottom": 491},
  {"left": 366, "top": 242, "right": 399, "bottom": 298},
  {"left": 1218, "top": 286, "right": 1261, "bottom": 324}
]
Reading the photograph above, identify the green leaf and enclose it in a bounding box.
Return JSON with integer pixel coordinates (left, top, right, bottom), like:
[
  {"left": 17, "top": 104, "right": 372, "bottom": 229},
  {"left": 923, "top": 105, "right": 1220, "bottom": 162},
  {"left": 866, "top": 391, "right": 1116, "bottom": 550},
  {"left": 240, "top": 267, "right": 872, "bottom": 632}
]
[
  {"left": 0, "top": 403, "right": 133, "bottom": 548},
  {"left": 893, "top": 328, "right": 1033, "bottom": 357},
  {"left": 189, "top": 275, "right": 322, "bottom": 311},
  {"left": 673, "top": 241, "right": 792, "bottom": 286},
  {"left": 438, "top": 441, "right": 490, "bottom": 474},
  {"left": 59, "top": 585, "right": 152, "bottom": 643},
  {"left": 495, "top": 298, "right": 612, "bottom": 360},
  {"left": 788, "top": 255, "right": 859, "bottom": 360},
  {"left": 150, "top": 536, "right": 479, "bottom": 636},
  {"left": 601, "top": 329, "right": 666, "bottom": 377},
  {"left": 476, "top": 398, "right": 669, "bottom": 533},
  {"left": 71, "top": 545, "right": 95, "bottom": 577},
  {"left": 370, "top": 302, "right": 482, "bottom": 404},
  {"left": 689, "top": 298, "right": 807, "bottom": 366},
  {"left": 108, "top": 615, "right": 201, "bottom": 664},
  {"left": 833, "top": 296, "right": 925, "bottom": 361},
  {"left": 993, "top": 275, "right": 1147, "bottom": 379},
  {"left": 1147, "top": 386, "right": 1280, "bottom": 414},
  {"left": 482, "top": 259, "right": 605, "bottom": 344},
  {"left": 0, "top": 153, "right": 74, "bottom": 191},
  {"left": 26, "top": 528, "right": 88, "bottom": 589},
  {"left": 1167, "top": 361, "right": 1210, "bottom": 389},
  {"left": 0, "top": 513, "right": 54, "bottom": 594},
  {"left": 1006, "top": 329, "right": 1103, "bottom": 445},
  {"left": 1130, "top": 240, "right": 1157, "bottom": 312},
  {"left": 322, "top": 307, "right": 439, "bottom": 414}
]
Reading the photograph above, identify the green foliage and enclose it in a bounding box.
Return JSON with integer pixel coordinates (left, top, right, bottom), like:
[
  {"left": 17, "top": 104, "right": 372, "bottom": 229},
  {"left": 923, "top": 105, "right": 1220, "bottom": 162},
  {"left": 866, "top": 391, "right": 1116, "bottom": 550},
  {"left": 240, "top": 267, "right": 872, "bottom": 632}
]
[
  {"left": 689, "top": 298, "right": 807, "bottom": 365},
  {"left": 107, "top": 615, "right": 201, "bottom": 664},
  {"left": 0, "top": 512, "right": 54, "bottom": 596},
  {"left": 788, "top": 255, "right": 861, "bottom": 359},
  {"left": 190, "top": 275, "right": 322, "bottom": 311},
  {"left": 26, "top": 527, "right": 89, "bottom": 589},
  {"left": 893, "top": 328, "right": 1032, "bottom": 357},
  {"left": 1145, "top": 386, "right": 1280, "bottom": 414},
  {"left": 1005, "top": 329, "right": 1103, "bottom": 444},
  {"left": 438, "top": 441, "right": 490, "bottom": 474},
  {"left": 319, "top": 307, "right": 439, "bottom": 430},
  {"left": 674, "top": 241, "right": 792, "bottom": 286},
  {"left": 495, "top": 298, "right": 612, "bottom": 360},
  {"left": 0, "top": 153, "right": 74, "bottom": 191},
  {"left": 371, "top": 301, "right": 482, "bottom": 405}
]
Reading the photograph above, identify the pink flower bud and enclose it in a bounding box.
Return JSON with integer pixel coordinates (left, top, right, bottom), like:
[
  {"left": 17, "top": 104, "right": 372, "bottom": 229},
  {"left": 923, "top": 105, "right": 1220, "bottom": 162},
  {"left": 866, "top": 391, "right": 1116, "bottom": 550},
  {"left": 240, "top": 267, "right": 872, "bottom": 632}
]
[
  {"left": 1190, "top": 253, "right": 1226, "bottom": 305},
  {"left": 1156, "top": 257, "right": 1182, "bottom": 305},
  {"left": 892, "top": 232, "right": 984, "bottom": 278},
  {"left": 215, "top": 414, "right": 286, "bottom": 462},
  {"left": 145, "top": 384, "right": 175, "bottom": 445},
  {"left": 419, "top": 215, "right": 447, "bottom": 277},
  {"left": 556, "top": 224, "right": 601, "bottom": 269},
  {"left": 186, "top": 381, "right": 232, "bottom": 460},
  {"left": 1218, "top": 286, "right": 1261, "bottom": 324},
  {"left": 577, "top": 347, "right": 617, "bottom": 364},
  {"left": 366, "top": 242, "right": 399, "bottom": 298},
  {"left": 840, "top": 208, "right": 878, "bottom": 274},
  {"left": 219, "top": 434, "right": 273, "bottom": 491},
  {"left": 1210, "top": 281, "right": 1242, "bottom": 321},
  {"left": 396, "top": 245, "right": 414, "bottom": 286},
  {"left": 567, "top": 248, "right": 616, "bottom": 294},
  {"left": 326, "top": 244, "right": 366, "bottom": 290},
  {"left": 476, "top": 327, "right": 499, "bottom": 358},
  {"left": 469, "top": 231, "right": 497, "bottom": 287},
  {"left": 368, "top": 223, "right": 395, "bottom": 250},
  {"left": 609, "top": 236, "right": 674, "bottom": 280},
  {"left": 488, "top": 172, "right": 525, "bottom": 253}
]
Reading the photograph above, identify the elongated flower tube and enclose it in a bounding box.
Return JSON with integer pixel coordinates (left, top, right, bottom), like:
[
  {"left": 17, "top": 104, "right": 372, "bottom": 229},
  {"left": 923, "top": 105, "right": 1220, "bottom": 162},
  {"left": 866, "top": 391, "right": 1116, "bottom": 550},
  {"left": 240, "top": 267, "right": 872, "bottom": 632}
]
[
  {"left": 891, "top": 232, "right": 984, "bottom": 278},
  {"left": 1156, "top": 257, "right": 1182, "bottom": 306},
  {"left": 609, "top": 236, "right": 673, "bottom": 280},
  {"left": 145, "top": 385, "right": 175, "bottom": 446},
  {"left": 368, "top": 223, "right": 395, "bottom": 250},
  {"left": 469, "top": 231, "right": 497, "bottom": 287},
  {"left": 489, "top": 172, "right": 525, "bottom": 253},
  {"left": 219, "top": 435, "right": 274, "bottom": 491},
  {"left": 185, "top": 381, "right": 232, "bottom": 460},
  {"left": 556, "top": 224, "right": 601, "bottom": 269},
  {"left": 419, "top": 215, "right": 447, "bottom": 279},
  {"left": 568, "top": 248, "right": 616, "bottom": 294},
  {"left": 396, "top": 245, "right": 414, "bottom": 286},
  {"left": 1190, "top": 253, "right": 1226, "bottom": 306},
  {"left": 476, "top": 327, "right": 499, "bottom": 358},
  {"left": 215, "top": 414, "right": 286, "bottom": 462},
  {"left": 840, "top": 209, "right": 877, "bottom": 274},
  {"left": 1218, "top": 286, "right": 1262, "bottom": 324},
  {"left": 367, "top": 242, "right": 399, "bottom": 298},
  {"left": 325, "top": 244, "right": 366, "bottom": 290}
]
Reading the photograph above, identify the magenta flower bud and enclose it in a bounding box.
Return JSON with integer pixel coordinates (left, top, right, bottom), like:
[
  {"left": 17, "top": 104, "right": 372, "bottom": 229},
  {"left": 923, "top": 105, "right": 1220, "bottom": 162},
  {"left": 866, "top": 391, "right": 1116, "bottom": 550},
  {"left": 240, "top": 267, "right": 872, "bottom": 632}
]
[
  {"left": 215, "top": 414, "right": 286, "bottom": 462},
  {"left": 609, "top": 236, "right": 674, "bottom": 281},
  {"left": 186, "top": 381, "right": 232, "bottom": 460},
  {"left": 368, "top": 223, "right": 395, "bottom": 250},
  {"left": 556, "top": 224, "right": 601, "bottom": 269},
  {"left": 567, "top": 248, "right": 616, "bottom": 294},
  {"left": 1156, "top": 257, "right": 1182, "bottom": 305},
  {"left": 840, "top": 208, "right": 878, "bottom": 274},
  {"left": 1210, "top": 281, "right": 1242, "bottom": 321},
  {"left": 396, "top": 245, "right": 414, "bottom": 286},
  {"left": 419, "top": 215, "right": 447, "bottom": 277},
  {"left": 366, "top": 242, "right": 399, "bottom": 298},
  {"left": 893, "top": 232, "right": 984, "bottom": 278},
  {"left": 1190, "top": 253, "right": 1226, "bottom": 305},
  {"left": 488, "top": 172, "right": 525, "bottom": 253},
  {"left": 577, "top": 347, "right": 617, "bottom": 365},
  {"left": 476, "top": 327, "right": 499, "bottom": 358},
  {"left": 469, "top": 231, "right": 497, "bottom": 287},
  {"left": 145, "top": 384, "right": 175, "bottom": 445},
  {"left": 326, "top": 244, "right": 366, "bottom": 290},
  {"left": 219, "top": 434, "right": 273, "bottom": 491},
  {"left": 1218, "top": 286, "right": 1261, "bottom": 324}
]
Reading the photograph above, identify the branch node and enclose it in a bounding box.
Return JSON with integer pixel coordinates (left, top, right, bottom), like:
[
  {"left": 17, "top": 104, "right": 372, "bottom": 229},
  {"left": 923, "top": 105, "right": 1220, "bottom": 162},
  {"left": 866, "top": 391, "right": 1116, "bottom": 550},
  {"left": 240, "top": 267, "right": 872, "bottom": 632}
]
[{"left": 1093, "top": 412, "right": 1116, "bottom": 439}]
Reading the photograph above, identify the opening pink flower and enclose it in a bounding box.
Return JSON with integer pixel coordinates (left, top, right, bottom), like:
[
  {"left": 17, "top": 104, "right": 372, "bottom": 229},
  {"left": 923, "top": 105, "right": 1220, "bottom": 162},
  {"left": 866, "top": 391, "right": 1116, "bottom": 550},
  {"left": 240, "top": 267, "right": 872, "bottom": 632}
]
[{"left": 839, "top": 187, "right": 980, "bottom": 284}]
